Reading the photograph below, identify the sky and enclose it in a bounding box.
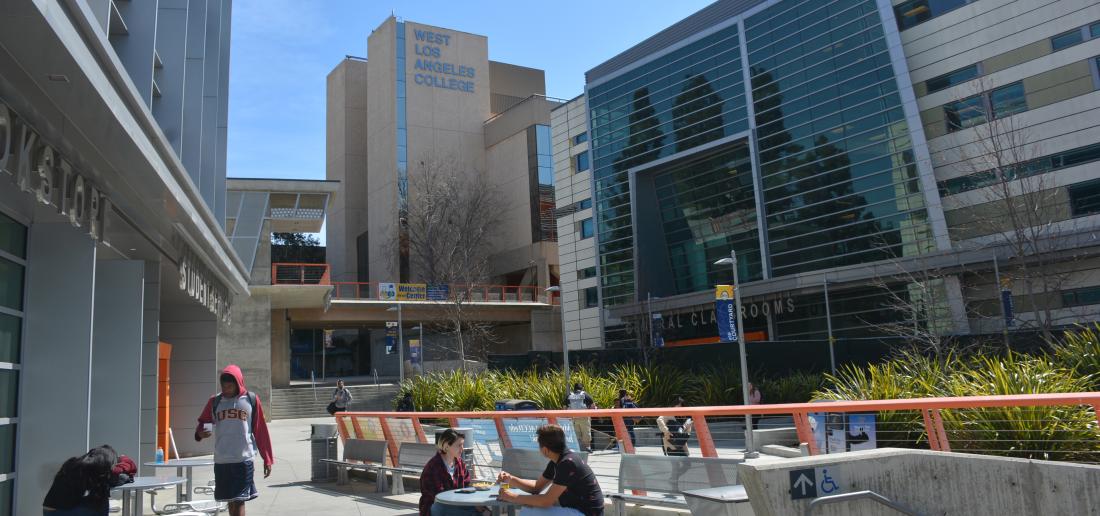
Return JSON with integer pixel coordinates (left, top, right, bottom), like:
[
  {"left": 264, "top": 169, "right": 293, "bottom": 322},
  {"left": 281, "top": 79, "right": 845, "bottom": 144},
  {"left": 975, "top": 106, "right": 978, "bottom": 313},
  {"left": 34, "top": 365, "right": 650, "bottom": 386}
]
[{"left": 225, "top": 0, "right": 716, "bottom": 181}]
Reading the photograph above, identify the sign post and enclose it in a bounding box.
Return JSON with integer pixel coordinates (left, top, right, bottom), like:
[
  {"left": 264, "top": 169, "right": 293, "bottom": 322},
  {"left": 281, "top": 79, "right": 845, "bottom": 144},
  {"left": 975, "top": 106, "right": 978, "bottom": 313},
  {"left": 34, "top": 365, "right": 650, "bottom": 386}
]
[{"left": 714, "top": 249, "right": 756, "bottom": 457}]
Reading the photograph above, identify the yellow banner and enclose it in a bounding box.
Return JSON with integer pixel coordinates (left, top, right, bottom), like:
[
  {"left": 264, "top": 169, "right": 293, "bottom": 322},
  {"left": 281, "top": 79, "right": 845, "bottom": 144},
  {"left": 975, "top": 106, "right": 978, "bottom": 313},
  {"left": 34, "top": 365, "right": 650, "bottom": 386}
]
[{"left": 715, "top": 285, "right": 735, "bottom": 300}]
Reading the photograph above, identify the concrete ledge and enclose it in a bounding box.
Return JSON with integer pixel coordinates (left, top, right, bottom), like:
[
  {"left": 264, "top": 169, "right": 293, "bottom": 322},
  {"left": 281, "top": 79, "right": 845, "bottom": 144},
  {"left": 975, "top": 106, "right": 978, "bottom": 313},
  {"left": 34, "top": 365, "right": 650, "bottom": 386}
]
[
  {"left": 759, "top": 444, "right": 803, "bottom": 458},
  {"left": 737, "top": 448, "right": 1100, "bottom": 516},
  {"left": 751, "top": 427, "right": 798, "bottom": 451}
]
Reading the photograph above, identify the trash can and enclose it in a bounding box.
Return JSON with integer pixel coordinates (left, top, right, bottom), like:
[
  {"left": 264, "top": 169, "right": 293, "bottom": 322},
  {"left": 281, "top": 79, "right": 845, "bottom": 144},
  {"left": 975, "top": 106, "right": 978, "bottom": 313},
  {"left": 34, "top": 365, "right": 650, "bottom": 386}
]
[
  {"left": 310, "top": 423, "right": 338, "bottom": 481},
  {"left": 494, "top": 399, "right": 540, "bottom": 411}
]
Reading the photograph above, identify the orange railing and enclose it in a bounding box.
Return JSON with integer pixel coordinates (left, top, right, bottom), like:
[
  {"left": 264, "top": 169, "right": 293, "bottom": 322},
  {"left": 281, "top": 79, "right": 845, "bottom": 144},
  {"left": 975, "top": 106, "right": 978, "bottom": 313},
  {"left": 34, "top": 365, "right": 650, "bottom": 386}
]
[
  {"left": 271, "top": 263, "right": 331, "bottom": 285},
  {"left": 331, "top": 282, "right": 547, "bottom": 304},
  {"left": 336, "top": 393, "right": 1100, "bottom": 470}
]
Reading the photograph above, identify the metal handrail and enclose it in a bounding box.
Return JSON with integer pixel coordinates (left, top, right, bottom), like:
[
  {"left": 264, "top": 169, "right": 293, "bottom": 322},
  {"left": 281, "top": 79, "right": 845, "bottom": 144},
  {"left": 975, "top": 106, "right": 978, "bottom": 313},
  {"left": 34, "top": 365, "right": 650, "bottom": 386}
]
[{"left": 806, "top": 490, "right": 923, "bottom": 516}]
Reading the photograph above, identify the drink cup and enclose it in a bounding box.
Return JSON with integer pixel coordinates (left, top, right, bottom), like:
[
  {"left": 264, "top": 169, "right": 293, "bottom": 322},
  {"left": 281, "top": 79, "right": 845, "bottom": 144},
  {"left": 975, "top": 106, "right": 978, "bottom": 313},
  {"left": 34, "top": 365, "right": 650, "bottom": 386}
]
[{"left": 204, "top": 423, "right": 213, "bottom": 433}]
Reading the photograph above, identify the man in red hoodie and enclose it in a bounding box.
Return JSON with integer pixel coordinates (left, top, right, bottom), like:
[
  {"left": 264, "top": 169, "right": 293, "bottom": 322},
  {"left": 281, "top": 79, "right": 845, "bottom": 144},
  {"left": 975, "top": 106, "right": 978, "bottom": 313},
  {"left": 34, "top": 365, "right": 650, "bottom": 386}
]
[{"left": 195, "top": 365, "right": 274, "bottom": 516}]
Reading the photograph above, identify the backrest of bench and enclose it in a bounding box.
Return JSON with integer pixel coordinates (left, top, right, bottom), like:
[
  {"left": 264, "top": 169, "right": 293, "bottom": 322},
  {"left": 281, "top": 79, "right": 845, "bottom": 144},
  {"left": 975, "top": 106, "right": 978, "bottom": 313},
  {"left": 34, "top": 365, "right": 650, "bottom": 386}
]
[
  {"left": 618, "top": 455, "right": 742, "bottom": 494},
  {"left": 343, "top": 439, "right": 389, "bottom": 464},
  {"left": 397, "top": 442, "right": 440, "bottom": 470},
  {"left": 501, "top": 449, "right": 589, "bottom": 481}
]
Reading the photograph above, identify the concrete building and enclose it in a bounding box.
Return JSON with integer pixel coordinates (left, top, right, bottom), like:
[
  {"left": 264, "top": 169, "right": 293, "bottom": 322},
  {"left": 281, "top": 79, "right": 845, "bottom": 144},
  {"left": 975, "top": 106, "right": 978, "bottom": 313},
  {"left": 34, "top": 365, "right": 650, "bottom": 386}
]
[
  {"left": 554, "top": 0, "right": 1100, "bottom": 355},
  {"left": 0, "top": 1, "right": 242, "bottom": 513},
  {"left": 322, "top": 17, "right": 563, "bottom": 363}
]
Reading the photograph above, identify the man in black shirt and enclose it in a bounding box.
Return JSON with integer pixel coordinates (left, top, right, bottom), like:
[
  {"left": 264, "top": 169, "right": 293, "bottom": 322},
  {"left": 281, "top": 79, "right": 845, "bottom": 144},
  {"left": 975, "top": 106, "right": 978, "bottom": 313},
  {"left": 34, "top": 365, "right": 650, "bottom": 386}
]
[{"left": 498, "top": 424, "right": 605, "bottom": 515}]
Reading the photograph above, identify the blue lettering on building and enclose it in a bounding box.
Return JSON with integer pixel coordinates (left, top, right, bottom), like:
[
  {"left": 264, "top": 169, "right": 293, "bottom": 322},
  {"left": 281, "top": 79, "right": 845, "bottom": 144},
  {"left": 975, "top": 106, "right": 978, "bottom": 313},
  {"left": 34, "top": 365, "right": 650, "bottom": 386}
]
[{"left": 409, "top": 28, "right": 474, "bottom": 94}]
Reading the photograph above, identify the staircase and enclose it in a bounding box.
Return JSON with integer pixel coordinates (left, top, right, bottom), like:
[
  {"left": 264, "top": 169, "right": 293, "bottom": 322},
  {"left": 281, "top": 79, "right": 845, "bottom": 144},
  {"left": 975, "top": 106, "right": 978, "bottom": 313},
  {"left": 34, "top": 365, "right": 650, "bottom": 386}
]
[{"left": 268, "top": 384, "right": 402, "bottom": 420}]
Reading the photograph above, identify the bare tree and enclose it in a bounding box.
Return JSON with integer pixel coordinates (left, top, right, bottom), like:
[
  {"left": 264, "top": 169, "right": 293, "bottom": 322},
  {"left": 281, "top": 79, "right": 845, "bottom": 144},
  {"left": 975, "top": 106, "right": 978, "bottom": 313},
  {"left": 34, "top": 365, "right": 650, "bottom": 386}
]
[
  {"left": 387, "top": 154, "right": 508, "bottom": 368},
  {"left": 947, "top": 83, "right": 1079, "bottom": 342}
]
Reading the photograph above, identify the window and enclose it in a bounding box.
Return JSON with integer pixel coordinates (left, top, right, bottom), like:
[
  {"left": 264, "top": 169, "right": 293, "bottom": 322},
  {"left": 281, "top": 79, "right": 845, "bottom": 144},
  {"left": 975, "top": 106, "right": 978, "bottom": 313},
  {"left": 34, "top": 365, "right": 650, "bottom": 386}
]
[
  {"left": 575, "top": 153, "right": 590, "bottom": 172},
  {"left": 990, "top": 82, "right": 1028, "bottom": 119},
  {"left": 578, "top": 198, "right": 592, "bottom": 210},
  {"left": 573, "top": 132, "right": 588, "bottom": 145},
  {"left": 1069, "top": 180, "right": 1100, "bottom": 217},
  {"left": 0, "top": 210, "right": 23, "bottom": 516},
  {"left": 579, "top": 218, "right": 594, "bottom": 239},
  {"left": 1092, "top": 22, "right": 1100, "bottom": 39},
  {"left": 925, "top": 64, "right": 980, "bottom": 94},
  {"left": 583, "top": 286, "right": 599, "bottom": 308},
  {"left": 895, "top": 0, "right": 970, "bottom": 31},
  {"left": 944, "top": 95, "right": 987, "bottom": 132},
  {"left": 579, "top": 266, "right": 598, "bottom": 279},
  {"left": 944, "top": 82, "right": 1027, "bottom": 133},
  {"left": 1051, "top": 29, "right": 1085, "bottom": 51},
  {"left": 1063, "top": 286, "right": 1100, "bottom": 308},
  {"left": 939, "top": 142, "right": 1100, "bottom": 196}
]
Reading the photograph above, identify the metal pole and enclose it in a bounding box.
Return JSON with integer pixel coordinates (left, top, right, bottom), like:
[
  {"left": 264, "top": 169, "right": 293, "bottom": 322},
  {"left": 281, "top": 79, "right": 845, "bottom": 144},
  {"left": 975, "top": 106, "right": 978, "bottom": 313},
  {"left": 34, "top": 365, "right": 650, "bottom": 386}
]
[
  {"left": 561, "top": 300, "right": 570, "bottom": 397},
  {"left": 823, "top": 278, "right": 836, "bottom": 374},
  {"left": 992, "top": 254, "right": 1010, "bottom": 350},
  {"left": 397, "top": 303, "right": 404, "bottom": 384},
  {"left": 729, "top": 250, "right": 757, "bottom": 458}
]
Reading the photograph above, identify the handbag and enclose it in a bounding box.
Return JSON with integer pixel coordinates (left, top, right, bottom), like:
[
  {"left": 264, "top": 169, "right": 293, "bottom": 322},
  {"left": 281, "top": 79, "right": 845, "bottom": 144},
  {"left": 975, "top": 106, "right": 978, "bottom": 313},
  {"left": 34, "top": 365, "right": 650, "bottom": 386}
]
[{"left": 326, "top": 401, "right": 338, "bottom": 415}]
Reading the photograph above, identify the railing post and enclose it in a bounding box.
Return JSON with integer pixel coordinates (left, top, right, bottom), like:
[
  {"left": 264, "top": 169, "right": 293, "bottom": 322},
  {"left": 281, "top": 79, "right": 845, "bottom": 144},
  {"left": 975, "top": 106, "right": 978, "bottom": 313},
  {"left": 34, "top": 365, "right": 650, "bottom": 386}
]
[
  {"left": 494, "top": 416, "right": 512, "bottom": 449},
  {"left": 793, "top": 412, "right": 818, "bottom": 455},
  {"left": 922, "top": 409, "right": 943, "bottom": 451},
  {"left": 932, "top": 409, "right": 950, "bottom": 452},
  {"left": 335, "top": 414, "right": 350, "bottom": 443},
  {"left": 350, "top": 415, "right": 365, "bottom": 440},
  {"left": 1094, "top": 405, "right": 1100, "bottom": 430},
  {"left": 271, "top": 265, "right": 277, "bottom": 285},
  {"left": 692, "top": 414, "right": 718, "bottom": 458},
  {"left": 300, "top": 265, "right": 305, "bottom": 284},
  {"left": 546, "top": 416, "right": 558, "bottom": 425},
  {"left": 611, "top": 415, "right": 635, "bottom": 454},
  {"left": 448, "top": 417, "right": 460, "bottom": 428},
  {"left": 413, "top": 417, "right": 428, "bottom": 444},
  {"left": 378, "top": 416, "right": 400, "bottom": 467}
]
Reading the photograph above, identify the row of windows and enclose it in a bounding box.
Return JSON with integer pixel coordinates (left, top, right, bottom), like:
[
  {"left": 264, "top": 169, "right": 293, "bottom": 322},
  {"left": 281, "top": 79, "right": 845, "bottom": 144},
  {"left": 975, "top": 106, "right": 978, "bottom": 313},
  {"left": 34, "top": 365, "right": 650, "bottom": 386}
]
[
  {"left": 894, "top": 0, "right": 974, "bottom": 31},
  {"left": 0, "top": 210, "right": 24, "bottom": 516},
  {"left": 555, "top": 198, "right": 592, "bottom": 219},
  {"left": 1062, "top": 285, "right": 1100, "bottom": 308},
  {"left": 944, "top": 81, "right": 1027, "bottom": 133},
  {"left": 582, "top": 286, "right": 599, "bottom": 308},
  {"left": 1069, "top": 179, "right": 1100, "bottom": 217},
  {"left": 573, "top": 132, "right": 588, "bottom": 145},
  {"left": 1051, "top": 20, "right": 1100, "bottom": 52},
  {"left": 575, "top": 153, "right": 590, "bottom": 173},
  {"left": 938, "top": 142, "right": 1100, "bottom": 196},
  {"left": 579, "top": 266, "right": 598, "bottom": 279},
  {"left": 580, "top": 218, "right": 594, "bottom": 239}
]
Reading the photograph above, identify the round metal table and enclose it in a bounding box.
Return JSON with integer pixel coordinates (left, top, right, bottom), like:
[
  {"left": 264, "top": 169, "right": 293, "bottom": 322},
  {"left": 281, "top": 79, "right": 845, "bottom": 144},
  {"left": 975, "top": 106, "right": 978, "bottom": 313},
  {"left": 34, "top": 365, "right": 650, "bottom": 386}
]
[
  {"left": 111, "top": 476, "right": 186, "bottom": 516},
  {"left": 435, "top": 485, "right": 518, "bottom": 516},
  {"left": 144, "top": 458, "right": 215, "bottom": 503}
]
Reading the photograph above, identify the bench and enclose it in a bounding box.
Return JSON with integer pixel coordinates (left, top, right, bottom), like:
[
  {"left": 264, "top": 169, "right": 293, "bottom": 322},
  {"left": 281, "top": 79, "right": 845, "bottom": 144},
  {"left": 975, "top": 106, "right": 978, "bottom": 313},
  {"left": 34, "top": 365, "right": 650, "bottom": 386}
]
[
  {"left": 498, "top": 448, "right": 588, "bottom": 483},
  {"left": 319, "top": 439, "right": 391, "bottom": 491},
  {"left": 384, "top": 442, "right": 440, "bottom": 495},
  {"left": 608, "top": 454, "right": 746, "bottom": 515}
]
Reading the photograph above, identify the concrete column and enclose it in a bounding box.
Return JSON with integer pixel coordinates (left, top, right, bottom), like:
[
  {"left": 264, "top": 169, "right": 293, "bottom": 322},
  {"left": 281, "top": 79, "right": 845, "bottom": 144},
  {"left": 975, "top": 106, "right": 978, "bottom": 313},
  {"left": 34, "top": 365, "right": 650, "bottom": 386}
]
[
  {"left": 181, "top": 0, "right": 208, "bottom": 179},
  {"left": 89, "top": 261, "right": 145, "bottom": 462},
  {"left": 153, "top": 0, "right": 190, "bottom": 154},
  {"left": 140, "top": 261, "right": 161, "bottom": 470},
  {"left": 198, "top": 0, "right": 224, "bottom": 208},
  {"left": 161, "top": 265, "right": 218, "bottom": 457},
  {"left": 218, "top": 293, "right": 272, "bottom": 420},
  {"left": 943, "top": 275, "right": 971, "bottom": 335},
  {"left": 15, "top": 223, "right": 96, "bottom": 515},
  {"left": 270, "top": 309, "right": 290, "bottom": 388},
  {"left": 113, "top": 0, "right": 161, "bottom": 106}
]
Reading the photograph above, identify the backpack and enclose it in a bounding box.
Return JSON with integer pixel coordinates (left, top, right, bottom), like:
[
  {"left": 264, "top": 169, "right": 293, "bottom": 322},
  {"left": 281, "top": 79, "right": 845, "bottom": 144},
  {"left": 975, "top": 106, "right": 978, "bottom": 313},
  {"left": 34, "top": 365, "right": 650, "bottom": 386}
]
[{"left": 210, "top": 391, "right": 258, "bottom": 434}]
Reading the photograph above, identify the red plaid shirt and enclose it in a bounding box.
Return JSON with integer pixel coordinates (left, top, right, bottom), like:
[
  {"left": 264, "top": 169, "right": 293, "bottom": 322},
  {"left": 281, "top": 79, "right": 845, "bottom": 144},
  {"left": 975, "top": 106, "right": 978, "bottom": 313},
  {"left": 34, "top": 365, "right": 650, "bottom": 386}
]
[{"left": 418, "top": 452, "right": 470, "bottom": 516}]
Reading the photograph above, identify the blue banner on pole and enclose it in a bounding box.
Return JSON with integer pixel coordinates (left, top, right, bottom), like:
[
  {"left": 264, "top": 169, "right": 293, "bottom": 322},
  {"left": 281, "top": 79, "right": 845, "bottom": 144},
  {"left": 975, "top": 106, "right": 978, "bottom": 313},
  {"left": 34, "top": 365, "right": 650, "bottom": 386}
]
[
  {"left": 715, "top": 285, "right": 738, "bottom": 343},
  {"left": 385, "top": 322, "right": 397, "bottom": 354},
  {"left": 651, "top": 313, "right": 664, "bottom": 348},
  {"left": 1001, "top": 290, "right": 1015, "bottom": 327}
]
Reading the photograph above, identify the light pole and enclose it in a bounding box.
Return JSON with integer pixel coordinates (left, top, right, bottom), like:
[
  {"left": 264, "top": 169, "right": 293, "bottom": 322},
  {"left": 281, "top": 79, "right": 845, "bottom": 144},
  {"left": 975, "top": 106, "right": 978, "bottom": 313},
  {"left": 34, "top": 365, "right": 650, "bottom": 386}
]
[
  {"left": 546, "top": 286, "right": 570, "bottom": 396},
  {"left": 387, "top": 305, "right": 404, "bottom": 383},
  {"left": 714, "top": 251, "right": 758, "bottom": 458}
]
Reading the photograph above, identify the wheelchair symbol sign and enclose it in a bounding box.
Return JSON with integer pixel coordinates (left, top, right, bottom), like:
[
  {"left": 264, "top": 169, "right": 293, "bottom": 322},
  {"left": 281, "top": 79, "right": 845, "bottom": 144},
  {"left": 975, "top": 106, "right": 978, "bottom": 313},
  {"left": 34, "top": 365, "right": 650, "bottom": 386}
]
[
  {"left": 789, "top": 466, "right": 843, "bottom": 500},
  {"left": 818, "top": 467, "right": 841, "bottom": 495}
]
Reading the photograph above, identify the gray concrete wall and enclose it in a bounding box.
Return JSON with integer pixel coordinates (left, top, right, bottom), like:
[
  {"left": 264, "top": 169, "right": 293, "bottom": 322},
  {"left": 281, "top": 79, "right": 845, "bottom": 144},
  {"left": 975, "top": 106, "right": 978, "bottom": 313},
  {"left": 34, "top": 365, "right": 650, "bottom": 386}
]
[
  {"left": 140, "top": 260, "right": 161, "bottom": 468},
  {"left": 365, "top": 18, "right": 398, "bottom": 284},
  {"left": 15, "top": 223, "right": 96, "bottom": 515},
  {"left": 326, "top": 58, "right": 369, "bottom": 282},
  {"left": 90, "top": 260, "right": 146, "bottom": 464},
  {"left": 738, "top": 448, "right": 1100, "bottom": 516},
  {"left": 271, "top": 309, "right": 290, "bottom": 388}
]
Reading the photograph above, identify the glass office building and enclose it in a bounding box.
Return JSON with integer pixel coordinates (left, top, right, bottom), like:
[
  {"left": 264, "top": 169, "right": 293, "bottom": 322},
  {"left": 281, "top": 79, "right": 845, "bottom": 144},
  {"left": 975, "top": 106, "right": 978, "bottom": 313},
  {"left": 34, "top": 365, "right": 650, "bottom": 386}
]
[{"left": 585, "top": 0, "right": 943, "bottom": 346}]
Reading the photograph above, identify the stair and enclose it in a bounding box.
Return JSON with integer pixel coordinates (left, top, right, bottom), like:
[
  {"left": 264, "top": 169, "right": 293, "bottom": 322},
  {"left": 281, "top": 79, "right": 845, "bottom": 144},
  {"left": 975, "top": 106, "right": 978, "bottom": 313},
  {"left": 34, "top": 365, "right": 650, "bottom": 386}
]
[{"left": 268, "top": 384, "right": 402, "bottom": 420}]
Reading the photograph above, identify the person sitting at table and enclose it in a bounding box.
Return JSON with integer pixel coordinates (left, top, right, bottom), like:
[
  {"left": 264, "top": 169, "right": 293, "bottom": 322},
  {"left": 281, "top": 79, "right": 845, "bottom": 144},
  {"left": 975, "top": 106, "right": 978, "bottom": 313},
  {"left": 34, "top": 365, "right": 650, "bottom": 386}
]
[
  {"left": 43, "top": 444, "right": 128, "bottom": 516},
  {"left": 498, "top": 424, "right": 605, "bottom": 516},
  {"left": 420, "top": 428, "right": 480, "bottom": 516}
]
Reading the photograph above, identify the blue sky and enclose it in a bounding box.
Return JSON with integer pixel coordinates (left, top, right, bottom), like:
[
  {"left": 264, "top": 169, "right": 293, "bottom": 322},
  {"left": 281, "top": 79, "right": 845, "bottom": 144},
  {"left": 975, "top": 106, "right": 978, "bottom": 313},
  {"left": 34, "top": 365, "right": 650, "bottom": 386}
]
[{"left": 225, "top": 0, "right": 716, "bottom": 181}]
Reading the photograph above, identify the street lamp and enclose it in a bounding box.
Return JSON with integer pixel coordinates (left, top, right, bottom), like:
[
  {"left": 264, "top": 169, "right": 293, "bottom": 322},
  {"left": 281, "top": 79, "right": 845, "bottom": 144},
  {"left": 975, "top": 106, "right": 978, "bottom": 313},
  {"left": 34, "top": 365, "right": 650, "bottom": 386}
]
[
  {"left": 714, "top": 251, "right": 758, "bottom": 458},
  {"left": 387, "top": 305, "right": 404, "bottom": 383},
  {"left": 546, "top": 286, "right": 570, "bottom": 396}
]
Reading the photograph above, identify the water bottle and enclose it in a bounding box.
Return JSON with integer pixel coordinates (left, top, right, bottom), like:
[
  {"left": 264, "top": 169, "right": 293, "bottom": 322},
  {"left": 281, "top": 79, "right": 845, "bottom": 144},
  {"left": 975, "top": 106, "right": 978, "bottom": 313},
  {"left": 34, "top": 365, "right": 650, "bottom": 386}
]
[{"left": 155, "top": 448, "right": 165, "bottom": 463}]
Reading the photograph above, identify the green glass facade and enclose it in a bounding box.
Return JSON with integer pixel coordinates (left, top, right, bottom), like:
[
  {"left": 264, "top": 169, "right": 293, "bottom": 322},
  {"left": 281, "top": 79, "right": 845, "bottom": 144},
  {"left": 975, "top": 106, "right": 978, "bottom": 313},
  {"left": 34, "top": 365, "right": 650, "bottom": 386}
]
[
  {"left": 588, "top": 23, "right": 750, "bottom": 307},
  {"left": 587, "top": 0, "right": 937, "bottom": 344}
]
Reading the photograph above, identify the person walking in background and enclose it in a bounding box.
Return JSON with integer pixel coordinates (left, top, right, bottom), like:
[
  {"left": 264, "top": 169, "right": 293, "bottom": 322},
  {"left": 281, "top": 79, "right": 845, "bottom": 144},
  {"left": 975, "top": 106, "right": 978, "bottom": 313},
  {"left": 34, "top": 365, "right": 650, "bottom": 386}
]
[
  {"left": 614, "top": 389, "right": 639, "bottom": 447},
  {"left": 565, "top": 383, "right": 596, "bottom": 452},
  {"left": 330, "top": 379, "right": 352, "bottom": 415},
  {"left": 656, "top": 396, "right": 694, "bottom": 456},
  {"left": 397, "top": 391, "right": 416, "bottom": 412},
  {"left": 747, "top": 382, "right": 762, "bottom": 430},
  {"left": 195, "top": 365, "right": 274, "bottom": 516},
  {"left": 419, "top": 429, "right": 477, "bottom": 516}
]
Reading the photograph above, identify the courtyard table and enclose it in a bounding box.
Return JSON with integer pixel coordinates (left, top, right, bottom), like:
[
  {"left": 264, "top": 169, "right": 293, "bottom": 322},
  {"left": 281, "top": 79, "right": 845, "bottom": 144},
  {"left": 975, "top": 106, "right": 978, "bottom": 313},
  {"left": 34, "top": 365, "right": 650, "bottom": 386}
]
[
  {"left": 435, "top": 485, "right": 518, "bottom": 516},
  {"left": 144, "top": 458, "right": 215, "bottom": 502},
  {"left": 112, "top": 476, "right": 186, "bottom": 516}
]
